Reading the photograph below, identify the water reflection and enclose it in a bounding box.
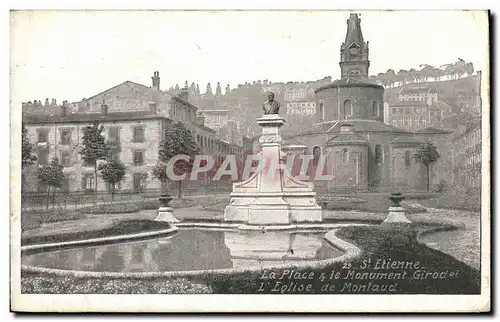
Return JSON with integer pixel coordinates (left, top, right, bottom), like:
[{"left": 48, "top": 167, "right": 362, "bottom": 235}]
[{"left": 22, "top": 229, "right": 342, "bottom": 272}]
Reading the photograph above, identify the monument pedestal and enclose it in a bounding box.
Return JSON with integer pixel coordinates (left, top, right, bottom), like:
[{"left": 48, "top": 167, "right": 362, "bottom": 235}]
[
  {"left": 155, "top": 194, "right": 179, "bottom": 223},
  {"left": 383, "top": 206, "right": 411, "bottom": 224},
  {"left": 224, "top": 114, "right": 322, "bottom": 226},
  {"left": 383, "top": 193, "right": 411, "bottom": 224}
]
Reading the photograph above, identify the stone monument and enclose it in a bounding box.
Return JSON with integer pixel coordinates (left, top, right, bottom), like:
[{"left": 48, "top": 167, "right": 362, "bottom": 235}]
[{"left": 224, "top": 93, "right": 323, "bottom": 226}]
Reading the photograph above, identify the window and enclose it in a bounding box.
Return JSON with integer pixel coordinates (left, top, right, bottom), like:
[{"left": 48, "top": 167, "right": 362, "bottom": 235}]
[
  {"left": 133, "top": 151, "right": 144, "bottom": 166},
  {"left": 319, "top": 102, "right": 324, "bottom": 121},
  {"left": 375, "top": 145, "right": 382, "bottom": 164},
  {"left": 133, "top": 173, "right": 147, "bottom": 191},
  {"left": 133, "top": 126, "right": 145, "bottom": 143},
  {"left": 60, "top": 129, "right": 71, "bottom": 145},
  {"left": 404, "top": 150, "right": 411, "bottom": 168},
  {"left": 313, "top": 146, "right": 321, "bottom": 166},
  {"left": 37, "top": 150, "right": 48, "bottom": 165},
  {"left": 342, "top": 99, "right": 352, "bottom": 119},
  {"left": 109, "top": 127, "right": 120, "bottom": 143},
  {"left": 82, "top": 174, "right": 94, "bottom": 191},
  {"left": 341, "top": 148, "right": 348, "bottom": 163},
  {"left": 61, "top": 151, "right": 71, "bottom": 166},
  {"left": 373, "top": 101, "right": 378, "bottom": 117},
  {"left": 37, "top": 130, "right": 48, "bottom": 143}
]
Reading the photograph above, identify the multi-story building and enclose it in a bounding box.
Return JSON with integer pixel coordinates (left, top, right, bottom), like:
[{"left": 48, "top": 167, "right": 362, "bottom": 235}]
[
  {"left": 451, "top": 117, "right": 482, "bottom": 190},
  {"left": 387, "top": 100, "right": 442, "bottom": 132},
  {"left": 22, "top": 71, "right": 244, "bottom": 193},
  {"left": 398, "top": 86, "right": 438, "bottom": 105}
]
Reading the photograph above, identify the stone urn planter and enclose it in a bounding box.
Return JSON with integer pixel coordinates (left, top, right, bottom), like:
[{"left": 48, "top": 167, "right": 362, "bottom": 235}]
[
  {"left": 383, "top": 192, "right": 411, "bottom": 224},
  {"left": 155, "top": 193, "right": 179, "bottom": 223},
  {"left": 389, "top": 192, "right": 405, "bottom": 207}
]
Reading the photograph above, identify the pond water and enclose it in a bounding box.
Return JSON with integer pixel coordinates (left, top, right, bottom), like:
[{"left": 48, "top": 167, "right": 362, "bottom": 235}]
[{"left": 22, "top": 229, "right": 343, "bottom": 272}]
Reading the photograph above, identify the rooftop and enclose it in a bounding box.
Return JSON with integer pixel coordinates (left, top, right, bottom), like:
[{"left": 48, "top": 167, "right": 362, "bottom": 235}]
[
  {"left": 415, "top": 127, "right": 452, "bottom": 134},
  {"left": 326, "top": 132, "right": 368, "bottom": 146},
  {"left": 314, "top": 77, "right": 383, "bottom": 93},
  {"left": 292, "top": 119, "right": 410, "bottom": 137},
  {"left": 23, "top": 110, "right": 165, "bottom": 124},
  {"left": 390, "top": 136, "right": 427, "bottom": 146}
]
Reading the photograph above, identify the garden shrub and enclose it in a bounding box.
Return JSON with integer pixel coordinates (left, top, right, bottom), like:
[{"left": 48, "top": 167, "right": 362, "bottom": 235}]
[{"left": 80, "top": 203, "right": 140, "bottom": 214}]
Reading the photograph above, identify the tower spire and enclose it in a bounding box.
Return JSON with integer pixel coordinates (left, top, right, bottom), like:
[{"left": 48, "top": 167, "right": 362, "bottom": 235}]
[
  {"left": 344, "top": 13, "right": 364, "bottom": 45},
  {"left": 340, "top": 13, "right": 370, "bottom": 79}
]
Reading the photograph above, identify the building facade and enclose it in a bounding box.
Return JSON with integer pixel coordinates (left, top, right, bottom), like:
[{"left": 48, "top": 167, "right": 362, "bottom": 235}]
[
  {"left": 398, "top": 86, "right": 438, "bottom": 105},
  {"left": 22, "top": 71, "right": 244, "bottom": 193},
  {"left": 451, "top": 117, "right": 482, "bottom": 190},
  {"left": 385, "top": 85, "right": 455, "bottom": 132}
]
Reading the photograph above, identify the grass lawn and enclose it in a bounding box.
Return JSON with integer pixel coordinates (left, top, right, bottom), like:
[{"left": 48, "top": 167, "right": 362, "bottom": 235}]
[
  {"left": 411, "top": 193, "right": 481, "bottom": 212},
  {"left": 21, "top": 223, "right": 480, "bottom": 294}
]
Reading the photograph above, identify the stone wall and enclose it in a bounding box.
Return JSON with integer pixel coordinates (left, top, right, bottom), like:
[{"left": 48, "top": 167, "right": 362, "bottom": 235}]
[{"left": 315, "top": 86, "right": 384, "bottom": 123}]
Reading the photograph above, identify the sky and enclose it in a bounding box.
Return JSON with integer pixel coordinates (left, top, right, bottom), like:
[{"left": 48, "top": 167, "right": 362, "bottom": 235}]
[{"left": 10, "top": 10, "right": 489, "bottom": 105}]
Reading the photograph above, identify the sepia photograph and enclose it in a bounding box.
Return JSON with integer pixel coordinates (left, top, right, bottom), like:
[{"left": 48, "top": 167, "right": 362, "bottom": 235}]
[{"left": 9, "top": 8, "right": 490, "bottom": 312}]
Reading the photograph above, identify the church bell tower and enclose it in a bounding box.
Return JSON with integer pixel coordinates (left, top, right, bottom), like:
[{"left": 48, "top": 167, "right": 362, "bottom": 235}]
[{"left": 339, "top": 13, "right": 370, "bottom": 79}]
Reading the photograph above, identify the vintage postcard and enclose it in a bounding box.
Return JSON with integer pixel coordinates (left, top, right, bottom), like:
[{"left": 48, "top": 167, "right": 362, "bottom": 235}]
[{"left": 10, "top": 9, "right": 490, "bottom": 312}]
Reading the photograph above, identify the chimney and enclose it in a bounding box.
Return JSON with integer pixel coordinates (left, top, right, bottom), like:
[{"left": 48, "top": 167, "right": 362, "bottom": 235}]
[
  {"left": 151, "top": 71, "right": 160, "bottom": 90},
  {"left": 179, "top": 87, "right": 189, "bottom": 101},
  {"left": 196, "top": 112, "right": 205, "bottom": 126},
  {"left": 61, "top": 100, "right": 68, "bottom": 117},
  {"left": 101, "top": 100, "right": 108, "bottom": 115}
]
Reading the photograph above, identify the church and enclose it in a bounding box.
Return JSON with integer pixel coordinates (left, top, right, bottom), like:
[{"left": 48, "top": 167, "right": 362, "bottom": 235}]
[{"left": 281, "top": 13, "right": 450, "bottom": 193}]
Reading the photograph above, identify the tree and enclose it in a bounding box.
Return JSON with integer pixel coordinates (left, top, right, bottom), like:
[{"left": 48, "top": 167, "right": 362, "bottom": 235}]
[
  {"left": 37, "top": 157, "right": 64, "bottom": 208},
  {"left": 99, "top": 160, "right": 126, "bottom": 200},
  {"left": 466, "top": 62, "right": 474, "bottom": 76},
  {"left": 414, "top": 142, "right": 440, "bottom": 191},
  {"left": 80, "top": 121, "right": 109, "bottom": 202},
  {"left": 158, "top": 122, "right": 199, "bottom": 198},
  {"left": 397, "top": 69, "right": 408, "bottom": 86},
  {"left": 385, "top": 69, "right": 397, "bottom": 87},
  {"left": 22, "top": 124, "right": 36, "bottom": 168},
  {"left": 152, "top": 161, "right": 169, "bottom": 194}
]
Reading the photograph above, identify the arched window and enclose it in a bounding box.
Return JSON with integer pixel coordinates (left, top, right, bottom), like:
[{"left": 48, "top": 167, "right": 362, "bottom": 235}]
[
  {"left": 313, "top": 146, "right": 321, "bottom": 166},
  {"left": 319, "top": 102, "right": 324, "bottom": 121},
  {"left": 404, "top": 150, "right": 411, "bottom": 168},
  {"left": 373, "top": 101, "right": 378, "bottom": 117},
  {"left": 342, "top": 99, "right": 352, "bottom": 119},
  {"left": 341, "top": 148, "right": 349, "bottom": 163},
  {"left": 375, "top": 144, "right": 382, "bottom": 164}
]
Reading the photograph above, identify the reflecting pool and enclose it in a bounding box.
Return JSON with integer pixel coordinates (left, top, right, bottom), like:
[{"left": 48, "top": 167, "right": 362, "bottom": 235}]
[{"left": 22, "top": 229, "right": 343, "bottom": 272}]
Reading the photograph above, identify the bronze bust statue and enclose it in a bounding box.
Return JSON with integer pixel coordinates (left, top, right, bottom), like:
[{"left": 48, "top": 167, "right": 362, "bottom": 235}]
[{"left": 262, "top": 92, "right": 280, "bottom": 115}]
